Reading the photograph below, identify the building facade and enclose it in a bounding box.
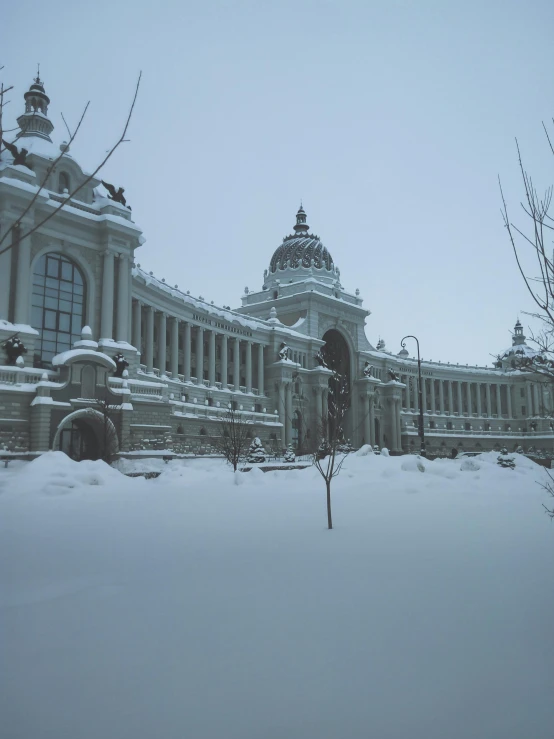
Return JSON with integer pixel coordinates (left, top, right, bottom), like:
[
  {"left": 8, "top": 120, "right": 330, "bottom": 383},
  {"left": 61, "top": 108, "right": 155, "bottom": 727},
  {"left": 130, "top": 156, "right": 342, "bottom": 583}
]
[{"left": 1, "top": 76, "right": 553, "bottom": 460}]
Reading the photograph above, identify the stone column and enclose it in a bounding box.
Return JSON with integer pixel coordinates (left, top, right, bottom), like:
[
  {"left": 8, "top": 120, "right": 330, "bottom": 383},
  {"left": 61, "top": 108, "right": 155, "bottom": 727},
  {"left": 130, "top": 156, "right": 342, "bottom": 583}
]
[
  {"left": 14, "top": 229, "right": 31, "bottom": 325},
  {"left": 208, "top": 330, "right": 216, "bottom": 386},
  {"left": 100, "top": 250, "right": 115, "bottom": 339},
  {"left": 183, "top": 322, "right": 191, "bottom": 382},
  {"left": 364, "top": 395, "right": 371, "bottom": 446},
  {"left": 116, "top": 254, "right": 129, "bottom": 342},
  {"left": 221, "top": 335, "right": 228, "bottom": 387},
  {"left": 196, "top": 326, "right": 204, "bottom": 384},
  {"left": 466, "top": 382, "right": 472, "bottom": 416},
  {"left": 396, "top": 399, "right": 402, "bottom": 452},
  {"left": 245, "top": 341, "right": 252, "bottom": 393},
  {"left": 257, "top": 344, "right": 264, "bottom": 395},
  {"left": 132, "top": 300, "right": 142, "bottom": 352},
  {"left": 285, "top": 382, "right": 293, "bottom": 446},
  {"left": 485, "top": 383, "right": 492, "bottom": 417},
  {"left": 439, "top": 380, "right": 445, "bottom": 415},
  {"left": 413, "top": 377, "right": 418, "bottom": 412},
  {"left": 457, "top": 382, "right": 463, "bottom": 415},
  {"left": 278, "top": 383, "right": 286, "bottom": 445},
  {"left": 422, "top": 378, "right": 427, "bottom": 413},
  {"left": 157, "top": 312, "right": 167, "bottom": 375},
  {"left": 369, "top": 395, "right": 375, "bottom": 446},
  {"left": 533, "top": 384, "right": 540, "bottom": 416},
  {"left": 476, "top": 383, "right": 482, "bottom": 417},
  {"left": 506, "top": 384, "right": 512, "bottom": 418},
  {"left": 322, "top": 388, "right": 329, "bottom": 426},
  {"left": 170, "top": 317, "right": 179, "bottom": 378},
  {"left": 314, "top": 387, "right": 323, "bottom": 431},
  {"left": 448, "top": 381, "right": 453, "bottom": 414},
  {"left": 233, "top": 338, "right": 240, "bottom": 389},
  {"left": 496, "top": 384, "right": 502, "bottom": 417},
  {"left": 145, "top": 306, "right": 154, "bottom": 373},
  {"left": 390, "top": 399, "right": 398, "bottom": 450},
  {"left": 430, "top": 379, "right": 436, "bottom": 415}
]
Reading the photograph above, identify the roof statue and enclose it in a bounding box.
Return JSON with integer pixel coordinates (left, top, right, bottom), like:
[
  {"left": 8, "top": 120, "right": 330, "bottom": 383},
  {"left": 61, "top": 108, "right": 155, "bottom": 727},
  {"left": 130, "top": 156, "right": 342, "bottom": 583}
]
[
  {"left": 101, "top": 180, "right": 130, "bottom": 208},
  {"left": 2, "top": 139, "right": 31, "bottom": 168}
]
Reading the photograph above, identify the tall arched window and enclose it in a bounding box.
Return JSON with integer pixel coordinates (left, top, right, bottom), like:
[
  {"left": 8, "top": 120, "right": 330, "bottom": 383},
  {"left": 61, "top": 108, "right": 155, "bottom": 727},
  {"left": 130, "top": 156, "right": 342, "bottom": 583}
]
[
  {"left": 31, "top": 253, "right": 86, "bottom": 368},
  {"left": 58, "top": 171, "right": 70, "bottom": 193}
]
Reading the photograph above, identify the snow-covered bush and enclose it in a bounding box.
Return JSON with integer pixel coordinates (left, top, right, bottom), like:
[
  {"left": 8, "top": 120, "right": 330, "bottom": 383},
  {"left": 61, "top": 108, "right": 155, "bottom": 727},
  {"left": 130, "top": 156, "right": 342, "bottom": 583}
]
[
  {"left": 381, "top": 447, "right": 390, "bottom": 457},
  {"left": 497, "top": 447, "right": 515, "bottom": 470},
  {"left": 373, "top": 445, "right": 381, "bottom": 455},
  {"left": 283, "top": 445, "right": 295, "bottom": 463},
  {"left": 247, "top": 437, "right": 266, "bottom": 464},
  {"left": 356, "top": 444, "right": 374, "bottom": 457}
]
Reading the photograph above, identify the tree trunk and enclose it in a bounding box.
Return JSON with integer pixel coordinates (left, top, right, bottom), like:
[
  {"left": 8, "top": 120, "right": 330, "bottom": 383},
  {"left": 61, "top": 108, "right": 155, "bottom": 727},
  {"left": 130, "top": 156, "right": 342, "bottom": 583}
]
[{"left": 326, "top": 478, "right": 333, "bottom": 530}]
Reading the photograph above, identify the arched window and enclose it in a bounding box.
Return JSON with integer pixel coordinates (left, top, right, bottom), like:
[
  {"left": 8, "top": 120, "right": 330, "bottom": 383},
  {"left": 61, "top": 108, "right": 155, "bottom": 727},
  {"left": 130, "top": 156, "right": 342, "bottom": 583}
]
[
  {"left": 31, "top": 253, "right": 85, "bottom": 368},
  {"left": 58, "top": 171, "right": 70, "bottom": 193},
  {"left": 80, "top": 366, "right": 96, "bottom": 399}
]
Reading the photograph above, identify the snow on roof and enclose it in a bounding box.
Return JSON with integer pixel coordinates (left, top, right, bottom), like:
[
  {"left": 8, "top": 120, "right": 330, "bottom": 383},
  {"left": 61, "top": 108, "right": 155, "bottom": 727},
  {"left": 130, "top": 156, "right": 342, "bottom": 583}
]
[
  {"left": 0, "top": 320, "right": 39, "bottom": 336},
  {"left": 133, "top": 267, "right": 308, "bottom": 339},
  {"left": 9, "top": 135, "right": 59, "bottom": 159},
  {"left": 52, "top": 348, "right": 116, "bottom": 369}
]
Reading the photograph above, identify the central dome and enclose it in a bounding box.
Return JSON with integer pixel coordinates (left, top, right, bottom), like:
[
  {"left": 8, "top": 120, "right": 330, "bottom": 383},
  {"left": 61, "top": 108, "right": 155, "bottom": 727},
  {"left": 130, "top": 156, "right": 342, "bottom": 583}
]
[{"left": 269, "top": 206, "right": 334, "bottom": 274}]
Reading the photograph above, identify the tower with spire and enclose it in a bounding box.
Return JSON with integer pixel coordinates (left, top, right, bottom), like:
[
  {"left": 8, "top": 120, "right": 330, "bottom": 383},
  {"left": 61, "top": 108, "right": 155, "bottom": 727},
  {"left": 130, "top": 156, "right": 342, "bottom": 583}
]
[
  {"left": 293, "top": 204, "right": 309, "bottom": 235},
  {"left": 512, "top": 318, "right": 526, "bottom": 346},
  {"left": 17, "top": 71, "right": 54, "bottom": 142}
]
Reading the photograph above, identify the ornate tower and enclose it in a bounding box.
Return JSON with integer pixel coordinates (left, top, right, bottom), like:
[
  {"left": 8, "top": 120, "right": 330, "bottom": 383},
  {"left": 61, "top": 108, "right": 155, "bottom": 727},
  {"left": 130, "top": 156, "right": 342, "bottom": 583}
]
[
  {"left": 512, "top": 319, "right": 525, "bottom": 346},
  {"left": 293, "top": 204, "right": 309, "bottom": 235},
  {"left": 16, "top": 72, "right": 54, "bottom": 142}
]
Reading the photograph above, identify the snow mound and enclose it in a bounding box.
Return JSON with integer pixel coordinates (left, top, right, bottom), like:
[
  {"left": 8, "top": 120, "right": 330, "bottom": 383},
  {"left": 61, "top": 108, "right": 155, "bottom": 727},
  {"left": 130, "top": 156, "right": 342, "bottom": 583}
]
[
  {"left": 355, "top": 444, "right": 374, "bottom": 456},
  {"left": 401, "top": 455, "right": 426, "bottom": 473},
  {"left": 10, "top": 451, "right": 123, "bottom": 495},
  {"left": 460, "top": 457, "right": 481, "bottom": 472}
]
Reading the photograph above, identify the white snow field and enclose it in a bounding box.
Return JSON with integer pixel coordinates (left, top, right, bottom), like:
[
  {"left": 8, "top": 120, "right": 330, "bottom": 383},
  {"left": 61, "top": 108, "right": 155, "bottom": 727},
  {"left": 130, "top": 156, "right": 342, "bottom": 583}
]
[{"left": 1, "top": 450, "right": 553, "bottom": 739}]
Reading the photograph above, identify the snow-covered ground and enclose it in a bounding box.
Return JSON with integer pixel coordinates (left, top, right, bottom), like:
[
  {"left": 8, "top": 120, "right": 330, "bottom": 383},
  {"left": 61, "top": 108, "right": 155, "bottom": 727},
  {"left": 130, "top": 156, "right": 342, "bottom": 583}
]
[{"left": 1, "top": 450, "right": 553, "bottom": 739}]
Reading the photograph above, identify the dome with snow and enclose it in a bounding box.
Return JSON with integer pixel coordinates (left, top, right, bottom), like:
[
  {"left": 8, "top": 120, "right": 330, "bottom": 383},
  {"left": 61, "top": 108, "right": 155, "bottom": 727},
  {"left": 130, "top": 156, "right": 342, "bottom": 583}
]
[
  {"left": 265, "top": 206, "right": 339, "bottom": 288},
  {"left": 497, "top": 320, "right": 541, "bottom": 367}
]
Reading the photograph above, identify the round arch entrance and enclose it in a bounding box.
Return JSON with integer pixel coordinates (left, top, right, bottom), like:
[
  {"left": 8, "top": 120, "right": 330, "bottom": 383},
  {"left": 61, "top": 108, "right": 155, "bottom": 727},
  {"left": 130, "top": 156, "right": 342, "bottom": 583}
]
[
  {"left": 53, "top": 409, "right": 119, "bottom": 462},
  {"left": 321, "top": 329, "right": 352, "bottom": 439}
]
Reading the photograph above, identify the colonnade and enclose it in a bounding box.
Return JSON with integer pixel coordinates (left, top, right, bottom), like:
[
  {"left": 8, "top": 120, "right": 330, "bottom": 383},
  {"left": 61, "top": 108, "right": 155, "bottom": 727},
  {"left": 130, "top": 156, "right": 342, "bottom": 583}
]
[
  {"left": 132, "top": 300, "right": 265, "bottom": 395},
  {"left": 399, "top": 375, "right": 545, "bottom": 419},
  {"left": 101, "top": 250, "right": 131, "bottom": 342}
]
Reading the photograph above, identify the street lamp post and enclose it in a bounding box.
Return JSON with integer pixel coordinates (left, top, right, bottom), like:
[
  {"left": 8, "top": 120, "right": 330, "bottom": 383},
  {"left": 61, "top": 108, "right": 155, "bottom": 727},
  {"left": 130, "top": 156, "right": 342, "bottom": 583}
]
[{"left": 401, "top": 335, "right": 427, "bottom": 458}]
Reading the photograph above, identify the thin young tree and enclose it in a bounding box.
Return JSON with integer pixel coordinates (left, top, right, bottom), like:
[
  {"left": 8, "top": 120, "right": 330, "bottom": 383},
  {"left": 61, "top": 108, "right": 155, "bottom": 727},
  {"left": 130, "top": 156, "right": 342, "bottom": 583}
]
[
  {"left": 500, "top": 118, "right": 554, "bottom": 517},
  {"left": 312, "top": 369, "right": 351, "bottom": 530},
  {"left": 211, "top": 407, "right": 252, "bottom": 472},
  {"left": 499, "top": 119, "right": 554, "bottom": 377}
]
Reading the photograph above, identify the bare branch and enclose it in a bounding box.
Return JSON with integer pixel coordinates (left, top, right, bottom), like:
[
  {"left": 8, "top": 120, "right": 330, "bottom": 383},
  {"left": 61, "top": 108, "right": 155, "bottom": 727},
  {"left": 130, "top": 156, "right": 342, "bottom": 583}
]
[{"left": 0, "top": 71, "right": 142, "bottom": 258}]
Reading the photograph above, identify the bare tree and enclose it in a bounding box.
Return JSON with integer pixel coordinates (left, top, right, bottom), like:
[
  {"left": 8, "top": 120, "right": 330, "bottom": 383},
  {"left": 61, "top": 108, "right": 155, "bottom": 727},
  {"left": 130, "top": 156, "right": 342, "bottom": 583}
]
[
  {"left": 499, "top": 119, "right": 554, "bottom": 378},
  {"left": 211, "top": 407, "right": 252, "bottom": 472},
  {"left": 312, "top": 370, "right": 351, "bottom": 530},
  {"left": 500, "top": 119, "right": 554, "bottom": 518},
  {"left": 0, "top": 68, "right": 142, "bottom": 258}
]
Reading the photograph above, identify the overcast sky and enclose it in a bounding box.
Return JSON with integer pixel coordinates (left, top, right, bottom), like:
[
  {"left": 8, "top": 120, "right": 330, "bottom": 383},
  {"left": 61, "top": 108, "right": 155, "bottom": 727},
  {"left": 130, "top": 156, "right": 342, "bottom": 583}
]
[{"left": 4, "top": 0, "right": 554, "bottom": 366}]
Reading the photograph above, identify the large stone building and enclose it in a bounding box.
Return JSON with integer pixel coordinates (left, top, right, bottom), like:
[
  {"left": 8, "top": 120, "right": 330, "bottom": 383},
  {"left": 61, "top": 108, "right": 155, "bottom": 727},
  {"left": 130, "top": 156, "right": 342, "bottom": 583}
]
[{"left": 1, "top": 75, "right": 553, "bottom": 460}]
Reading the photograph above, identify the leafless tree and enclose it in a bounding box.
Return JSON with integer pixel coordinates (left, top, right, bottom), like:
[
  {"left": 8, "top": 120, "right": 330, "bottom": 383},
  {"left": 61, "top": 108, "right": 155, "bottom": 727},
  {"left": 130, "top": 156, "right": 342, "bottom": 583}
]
[
  {"left": 211, "top": 407, "right": 252, "bottom": 471},
  {"left": 0, "top": 68, "right": 142, "bottom": 259},
  {"left": 312, "top": 370, "right": 351, "bottom": 530},
  {"left": 499, "top": 119, "right": 554, "bottom": 379}
]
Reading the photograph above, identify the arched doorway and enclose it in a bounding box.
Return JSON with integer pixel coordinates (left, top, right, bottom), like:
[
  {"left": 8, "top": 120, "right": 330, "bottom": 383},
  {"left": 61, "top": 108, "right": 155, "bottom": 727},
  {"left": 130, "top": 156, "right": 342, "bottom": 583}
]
[
  {"left": 54, "top": 409, "right": 119, "bottom": 462},
  {"left": 321, "top": 329, "right": 351, "bottom": 439},
  {"left": 59, "top": 418, "right": 100, "bottom": 461}
]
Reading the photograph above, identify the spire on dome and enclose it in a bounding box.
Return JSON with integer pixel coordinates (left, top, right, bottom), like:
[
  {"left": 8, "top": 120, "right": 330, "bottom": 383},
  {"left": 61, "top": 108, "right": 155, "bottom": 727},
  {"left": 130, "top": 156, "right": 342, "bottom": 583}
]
[
  {"left": 17, "top": 70, "right": 54, "bottom": 142},
  {"left": 293, "top": 204, "right": 309, "bottom": 234},
  {"left": 512, "top": 318, "right": 526, "bottom": 346}
]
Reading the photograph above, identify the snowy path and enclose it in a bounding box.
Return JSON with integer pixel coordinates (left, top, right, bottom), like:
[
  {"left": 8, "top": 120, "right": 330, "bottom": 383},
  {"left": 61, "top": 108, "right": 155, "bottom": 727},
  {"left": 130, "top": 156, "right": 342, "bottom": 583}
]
[{"left": 1, "top": 452, "right": 553, "bottom": 739}]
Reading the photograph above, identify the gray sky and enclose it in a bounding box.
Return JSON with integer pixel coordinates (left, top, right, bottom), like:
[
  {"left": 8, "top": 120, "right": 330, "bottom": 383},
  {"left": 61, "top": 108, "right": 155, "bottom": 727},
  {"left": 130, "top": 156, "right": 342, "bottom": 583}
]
[{"left": 4, "top": 0, "right": 554, "bottom": 365}]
